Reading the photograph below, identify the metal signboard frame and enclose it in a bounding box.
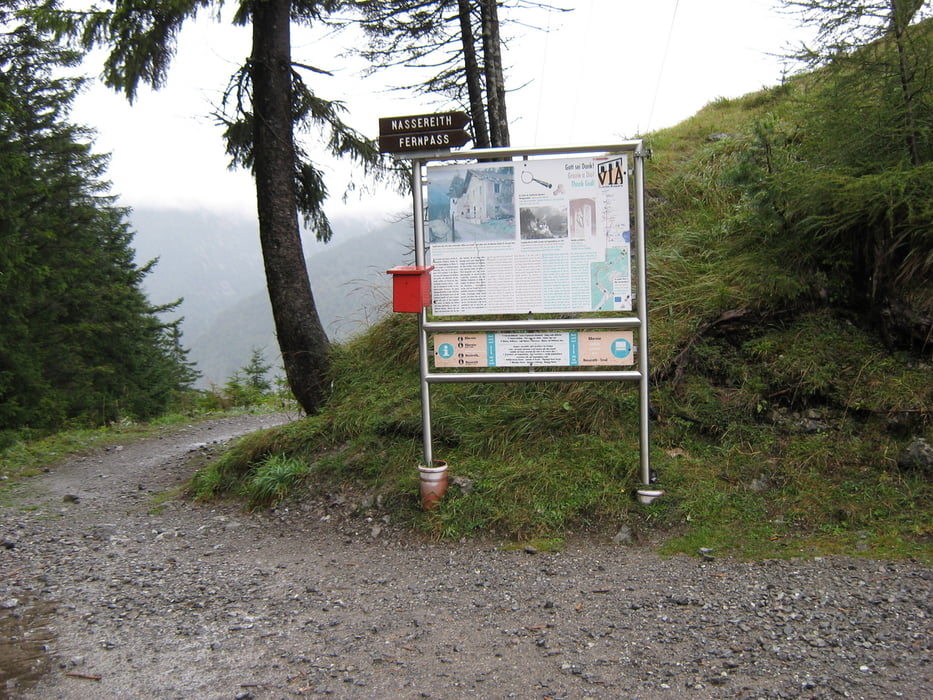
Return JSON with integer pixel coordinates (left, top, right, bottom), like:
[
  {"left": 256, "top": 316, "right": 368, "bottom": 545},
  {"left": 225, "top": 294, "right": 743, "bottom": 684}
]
[{"left": 406, "top": 141, "right": 653, "bottom": 490}]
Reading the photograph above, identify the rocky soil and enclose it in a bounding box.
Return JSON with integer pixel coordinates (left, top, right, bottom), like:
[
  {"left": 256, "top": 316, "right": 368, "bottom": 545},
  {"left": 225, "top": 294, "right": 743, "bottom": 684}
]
[{"left": 1, "top": 413, "right": 931, "bottom": 700}]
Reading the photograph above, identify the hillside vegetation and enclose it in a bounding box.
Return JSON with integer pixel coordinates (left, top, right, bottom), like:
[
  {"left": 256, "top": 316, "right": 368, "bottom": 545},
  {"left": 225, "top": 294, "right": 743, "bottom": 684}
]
[{"left": 192, "top": 22, "right": 932, "bottom": 560}]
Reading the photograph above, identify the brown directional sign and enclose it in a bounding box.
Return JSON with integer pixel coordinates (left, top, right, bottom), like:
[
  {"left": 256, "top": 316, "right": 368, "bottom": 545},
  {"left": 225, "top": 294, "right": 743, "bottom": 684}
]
[
  {"left": 379, "top": 129, "right": 471, "bottom": 153},
  {"left": 378, "top": 111, "right": 471, "bottom": 153},
  {"left": 379, "top": 112, "right": 470, "bottom": 135}
]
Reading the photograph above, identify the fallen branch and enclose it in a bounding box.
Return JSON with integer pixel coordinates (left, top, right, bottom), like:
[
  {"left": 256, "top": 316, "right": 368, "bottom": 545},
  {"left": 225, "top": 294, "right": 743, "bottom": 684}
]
[
  {"left": 65, "top": 673, "right": 101, "bottom": 681},
  {"left": 655, "top": 308, "right": 751, "bottom": 389}
]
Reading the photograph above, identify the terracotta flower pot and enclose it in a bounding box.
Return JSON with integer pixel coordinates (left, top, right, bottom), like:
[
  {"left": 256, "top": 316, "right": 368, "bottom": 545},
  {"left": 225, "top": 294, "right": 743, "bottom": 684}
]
[{"left": 418, "top": 460, "right": 448, "bottom": 511}]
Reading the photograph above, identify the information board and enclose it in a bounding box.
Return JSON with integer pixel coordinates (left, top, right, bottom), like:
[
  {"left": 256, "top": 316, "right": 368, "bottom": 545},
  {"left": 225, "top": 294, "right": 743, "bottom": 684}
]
[
  {"left": 433, "top": 331, "right": 635, "bottom": 368},
  {"left": 426, "top": 155, "right": 631, "bottom": 316}
]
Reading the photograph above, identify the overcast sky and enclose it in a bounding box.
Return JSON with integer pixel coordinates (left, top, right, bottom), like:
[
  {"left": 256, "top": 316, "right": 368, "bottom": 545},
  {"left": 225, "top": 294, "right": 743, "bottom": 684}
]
[{"left": 70, "top": 0, "right": 806, "bottom": 221}]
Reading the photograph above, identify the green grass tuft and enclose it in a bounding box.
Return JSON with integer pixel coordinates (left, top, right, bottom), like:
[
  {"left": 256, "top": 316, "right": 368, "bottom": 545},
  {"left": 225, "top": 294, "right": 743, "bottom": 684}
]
[{"left": 243, "top": 453, "right": 312, "bottom": 509}]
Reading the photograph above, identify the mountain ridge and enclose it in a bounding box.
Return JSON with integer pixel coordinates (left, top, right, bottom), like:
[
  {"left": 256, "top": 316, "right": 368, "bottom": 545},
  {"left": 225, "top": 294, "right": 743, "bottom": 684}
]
[{"left": 130, "top": 207, "right": 413, "bottom": 386}]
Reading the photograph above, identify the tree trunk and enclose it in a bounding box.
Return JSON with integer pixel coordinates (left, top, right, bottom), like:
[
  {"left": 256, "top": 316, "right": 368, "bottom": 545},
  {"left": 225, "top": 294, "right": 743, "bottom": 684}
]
[
  {"left": 251, "top": 0, "right": 331, "bottom": 414},
  {"left": 480, "top": 0, "right": 509, "bottom": 147},
  {"left": 888, "top": 0, "right": 923, "bottom": 166},
  {"left": 457, "top": 0, "right": 490, "bottom": 148}
]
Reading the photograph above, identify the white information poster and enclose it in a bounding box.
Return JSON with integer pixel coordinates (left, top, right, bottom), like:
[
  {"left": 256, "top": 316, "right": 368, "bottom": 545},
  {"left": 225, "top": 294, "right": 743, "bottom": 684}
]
[{"left": 425, "top": 155, "right": 632, "bottom": 316}]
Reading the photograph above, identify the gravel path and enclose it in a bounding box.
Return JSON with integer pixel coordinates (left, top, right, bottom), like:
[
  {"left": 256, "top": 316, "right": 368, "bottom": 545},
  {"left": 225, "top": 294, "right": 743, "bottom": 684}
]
[{"left": 1, "top": 414, "right": 931, "bottom": 699}]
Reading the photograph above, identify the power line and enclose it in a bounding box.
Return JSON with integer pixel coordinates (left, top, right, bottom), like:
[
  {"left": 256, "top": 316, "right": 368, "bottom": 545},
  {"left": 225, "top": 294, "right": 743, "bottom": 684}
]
[
  {"left": 646, "top": 0, "right": 680, "bottom": 133},
  {"left": 568, "top": 0, "right": 597, "bottom": 142},
  {"left": 534, "top": 4, "right": 554, "bottom": 144}
]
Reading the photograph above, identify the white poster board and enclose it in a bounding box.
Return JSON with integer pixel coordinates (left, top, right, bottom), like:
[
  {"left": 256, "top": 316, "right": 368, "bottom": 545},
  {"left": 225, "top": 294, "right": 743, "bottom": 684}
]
[{"left": 426, "top": 155, "right": 631, "bottom": 316}]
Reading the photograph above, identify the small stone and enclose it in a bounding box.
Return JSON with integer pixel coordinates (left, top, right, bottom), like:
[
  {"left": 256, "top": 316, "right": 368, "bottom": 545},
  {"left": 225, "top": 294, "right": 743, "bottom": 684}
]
[
  {"left": 613, "top": 526, "right": 635, "bottom": 545},
  {"left": 451, "top": 475, "right": 474, "bottom": 494},
  {"left": 63, "top": 494, "right": 80, "bottom": 503},
  {"left": 897, "top": 437, "right": 933, "bottom": 476},
  {"left": 91, "top": 524, "right": 118, "bottom": 540},
  {"left": 797, "top": 417, "right": 829, "bottom": 434}
]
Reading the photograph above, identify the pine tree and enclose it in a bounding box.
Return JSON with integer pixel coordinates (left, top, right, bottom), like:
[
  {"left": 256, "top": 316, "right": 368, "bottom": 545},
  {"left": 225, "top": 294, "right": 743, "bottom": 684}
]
[
  {"left": 0, "top": 7, "right": 198, "bottom": 430},
  {"left": 242, "top": 348, "right": 273, "bottom": 395},
  {"left": 784, "top": 0, "right": 931, "bottom": 166},
  {"left": 347, "top": 0, "right": 565, "bottom": 148},
  {"left": 728, "top": 5, "right": 932, "bottom": 349}
]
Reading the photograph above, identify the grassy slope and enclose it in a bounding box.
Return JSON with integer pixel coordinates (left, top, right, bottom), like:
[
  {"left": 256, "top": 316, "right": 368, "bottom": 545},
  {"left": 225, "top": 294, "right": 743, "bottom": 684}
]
[
  {"left": 640, "top": 85, "right": 931, "bottom": 560},
  {"left": 190, "top": 82, "right": 931, "bottom": 561}
]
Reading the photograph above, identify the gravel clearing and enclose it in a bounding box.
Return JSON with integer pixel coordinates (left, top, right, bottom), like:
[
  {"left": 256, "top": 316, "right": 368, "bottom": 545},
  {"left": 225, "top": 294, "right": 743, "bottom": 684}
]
[{"left": 1, "top": 413, "right": 931, "bottom": 699}]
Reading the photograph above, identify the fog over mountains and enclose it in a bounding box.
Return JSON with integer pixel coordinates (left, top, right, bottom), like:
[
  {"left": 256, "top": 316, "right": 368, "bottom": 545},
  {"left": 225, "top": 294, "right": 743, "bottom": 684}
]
[{"left": 129, "top": 207, "right": 413, "bottom": 387}]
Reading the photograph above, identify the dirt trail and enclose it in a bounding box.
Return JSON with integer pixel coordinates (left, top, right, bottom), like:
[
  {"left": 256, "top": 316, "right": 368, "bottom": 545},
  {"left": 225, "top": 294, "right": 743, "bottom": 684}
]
[{"left": 1, "top": 414, "right": 931, "bottom": 699}]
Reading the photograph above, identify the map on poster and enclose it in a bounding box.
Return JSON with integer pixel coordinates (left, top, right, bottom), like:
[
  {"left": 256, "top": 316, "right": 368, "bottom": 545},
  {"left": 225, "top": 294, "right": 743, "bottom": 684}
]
[{"left": 425, "top": 155, "right": 631, "bottom": 316}]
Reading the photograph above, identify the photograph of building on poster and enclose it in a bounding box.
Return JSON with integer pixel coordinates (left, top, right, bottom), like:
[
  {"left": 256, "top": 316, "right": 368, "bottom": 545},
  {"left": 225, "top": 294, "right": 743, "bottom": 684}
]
[{"left": 426, "top": 155, "right": 632, "bottom": 316}]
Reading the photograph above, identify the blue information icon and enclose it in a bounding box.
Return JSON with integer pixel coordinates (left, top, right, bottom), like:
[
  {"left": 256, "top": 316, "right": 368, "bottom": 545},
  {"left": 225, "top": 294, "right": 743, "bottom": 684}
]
[
  {"left": 438, "top": 343, "right": 455, "bottom": 359},
  {"left": 611, "top": 337, "right": 632, "bottom": 359}
]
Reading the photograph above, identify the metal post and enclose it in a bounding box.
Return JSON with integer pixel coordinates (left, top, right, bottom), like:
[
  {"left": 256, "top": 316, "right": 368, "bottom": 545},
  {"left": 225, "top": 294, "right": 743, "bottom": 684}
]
[
  {"left": 419, "top": 308, "right": 433, "bottom": 466},
  {"left": 634, "top": 150, "right": 651, "bottom": 487},
  {"left": 412, "top": 159, "right": 426, "bottom": 268},
  {"left": 411, "top": 160, "right": 434, "bottom": 465}
]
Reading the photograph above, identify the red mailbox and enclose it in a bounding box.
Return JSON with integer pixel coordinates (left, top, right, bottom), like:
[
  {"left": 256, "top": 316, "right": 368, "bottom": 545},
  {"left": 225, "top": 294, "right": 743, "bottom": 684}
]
[{"left": 386, "top": 265, "right": 435, "bottom": 313}]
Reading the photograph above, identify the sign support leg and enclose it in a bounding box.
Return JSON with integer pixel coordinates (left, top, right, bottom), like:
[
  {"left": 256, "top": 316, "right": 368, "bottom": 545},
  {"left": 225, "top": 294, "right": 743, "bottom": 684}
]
[
  {"left": 635, "top": 150, "right": 652, "bottom": 487},
  {"left": 419, "top": 310, "right": 433, "bottom": 466},
  {"left": 412, "top": 160, "right": 434, "bottom": 466}
]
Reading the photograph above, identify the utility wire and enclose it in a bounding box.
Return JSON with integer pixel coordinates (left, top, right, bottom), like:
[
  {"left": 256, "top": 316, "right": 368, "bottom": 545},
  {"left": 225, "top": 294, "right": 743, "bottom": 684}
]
[
  {"left": 568, "top": 0, "right": 596, "bottom": 142},
  {"left": 534, "top": 4, "right": 553, "bottom": 144},
  {"left": 646, "top": 0, "right": 680, "bottom": 133}
]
